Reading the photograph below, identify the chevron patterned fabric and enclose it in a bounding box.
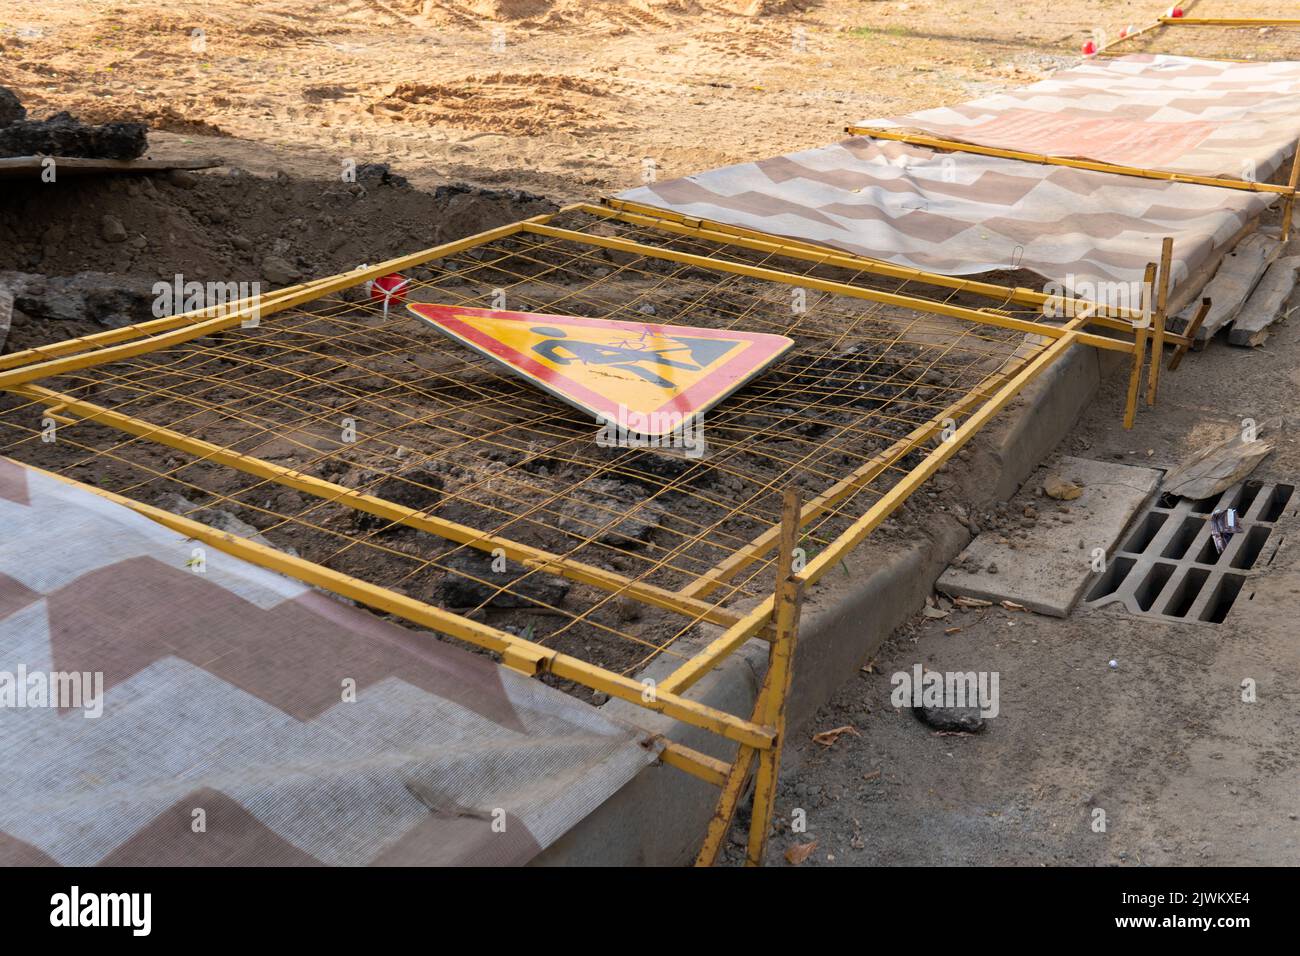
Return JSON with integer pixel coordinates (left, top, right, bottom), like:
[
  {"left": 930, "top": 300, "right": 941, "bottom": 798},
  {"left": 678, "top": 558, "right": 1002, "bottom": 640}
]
[
  {"left": 618, "top": 54, "right": 1299, "bottom": 299},
  {"left": 0, "top": 458, "right": 661, "bottom": 866},
  {"left": 860, "top": 54, "right": 1300, "bottom": 181}
]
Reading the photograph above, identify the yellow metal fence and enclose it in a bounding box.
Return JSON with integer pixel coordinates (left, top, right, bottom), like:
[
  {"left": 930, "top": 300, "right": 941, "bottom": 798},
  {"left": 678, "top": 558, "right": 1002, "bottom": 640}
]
[{"left": 0, "top": 205, "right": 1156, "bottom": 864}]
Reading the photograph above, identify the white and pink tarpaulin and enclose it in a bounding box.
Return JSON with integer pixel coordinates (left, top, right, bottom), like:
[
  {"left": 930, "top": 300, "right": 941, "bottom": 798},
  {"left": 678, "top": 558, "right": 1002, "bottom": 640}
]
[{"left": 619, "top": 55, "right": 1299, "bottom": 298}]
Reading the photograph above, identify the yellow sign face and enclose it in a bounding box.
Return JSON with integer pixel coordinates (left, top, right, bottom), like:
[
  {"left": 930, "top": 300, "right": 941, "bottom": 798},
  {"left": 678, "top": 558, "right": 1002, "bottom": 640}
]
[{"left": 409, "top": 304, "right": 794, "bottom": 435}]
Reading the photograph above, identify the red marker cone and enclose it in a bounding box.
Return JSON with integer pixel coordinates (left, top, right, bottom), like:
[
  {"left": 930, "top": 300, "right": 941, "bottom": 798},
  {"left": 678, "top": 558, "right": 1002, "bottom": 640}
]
[
  {"left": 1168, "top": 6, "right": 1184, "bottom": 17},
  {"left": 1119, "top": 27, "right": 1128, "bottom": 38},
  {"left": 1082, "top": 39, "right": 1097, "bottom": 56},
  {"left": 368, "top": 273, "right": 409, "bottom": 314}
]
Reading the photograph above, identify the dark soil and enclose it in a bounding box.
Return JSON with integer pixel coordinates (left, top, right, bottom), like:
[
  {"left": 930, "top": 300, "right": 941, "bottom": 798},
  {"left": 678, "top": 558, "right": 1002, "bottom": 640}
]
[
  {"left": 0, "top": 86, "right": 26, "bottom": 127},
  {"left": 0, "top": 164, "right": 554, "bottom": 344},
  {"left": 0, "top": 111, "right": 148, "bottom": 160},
  {"left": 0, "top": 86, "right": 147, "bottom": 160}
]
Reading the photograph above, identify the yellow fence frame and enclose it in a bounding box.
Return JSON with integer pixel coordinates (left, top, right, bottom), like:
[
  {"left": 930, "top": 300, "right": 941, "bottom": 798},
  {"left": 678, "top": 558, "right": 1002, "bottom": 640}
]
[
  {"left": 0, "top": 207, "right": 1146, "bottom": 863},
  {"left": 597, "top": 198, "right": 1170, "bottom": 335},
  {"left": 842, "top": 125, "right": 1297, "bottom": 200},
  {"left": 1160, "top": 17, "right": 1300, "bottom": 26},
  {"left": 843, "top": 0, "right": 1300, "bottom": 236},
  {"left": 1098, "top": 2, "right": 1300, "bottom": 62}
]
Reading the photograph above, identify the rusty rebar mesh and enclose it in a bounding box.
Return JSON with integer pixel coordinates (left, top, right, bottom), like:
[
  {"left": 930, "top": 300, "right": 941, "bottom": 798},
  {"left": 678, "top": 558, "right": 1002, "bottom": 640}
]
[
  {"left": 0, "top": 210, "right": 1051, "bottom": 690},
  {"left": 1116, "top": 22, "right": 1299, "bottom": 61}
]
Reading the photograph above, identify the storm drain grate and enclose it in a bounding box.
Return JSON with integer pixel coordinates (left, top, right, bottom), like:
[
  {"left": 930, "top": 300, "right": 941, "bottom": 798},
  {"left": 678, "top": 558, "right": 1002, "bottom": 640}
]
[{"left": 1085, "top": 479, "right": 1294, "bottom": 625}]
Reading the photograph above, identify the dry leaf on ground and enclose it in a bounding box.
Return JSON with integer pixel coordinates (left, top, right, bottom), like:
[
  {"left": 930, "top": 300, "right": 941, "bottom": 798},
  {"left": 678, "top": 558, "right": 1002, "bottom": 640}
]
[
  {"left": 785, "top": 839, "right": 818, "bottom": 865},
  {"left": 812, "top": 724, "right": 861, "bottom": 747}
]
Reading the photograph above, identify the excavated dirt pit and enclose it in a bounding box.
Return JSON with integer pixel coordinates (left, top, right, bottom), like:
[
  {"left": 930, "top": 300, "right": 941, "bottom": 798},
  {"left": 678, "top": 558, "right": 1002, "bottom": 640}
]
[{"left": 0, "top": 176, "right": 1031, "bottom": 699}]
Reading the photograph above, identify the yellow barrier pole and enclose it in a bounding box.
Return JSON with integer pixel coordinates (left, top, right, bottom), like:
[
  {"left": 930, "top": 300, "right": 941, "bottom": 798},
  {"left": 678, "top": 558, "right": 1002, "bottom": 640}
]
[
  {"left": 521, "top": 222, "right": 1133, "bottom": 354},
  {"left": 1097, "top": 18, "right": 1168, "bottom": 52},
  {"left": 843, "top": 127, "right": 1295, "bottom": 197},
  {"left": 1146, "top": 239, "right": 1173, "bottom": 406},
  {"left": 0, "top": 218, "right": 543, "bottom": 391},
  {"left": 1123, "top": 265, "right": 1154, "bottom": 429},
  {"left": 696, "top": 489, "right": 802, "bottom": 867},
  {"left": 695, "top": 746, "right": 758, "bottom": 865},
  {"left": 660, "top": 743, "right": 732, "bottom": 787},
  {"left": 1281, "top": 148, "right": 1300, "bottom": 243},
  {"left": 745, "top": 487, "right": 803, "bottom": 867},
  {"left": 665, "top": 324, "right": 1089, "bottom": 696},
  {"left": 0, "top": 281, "right": 322, "bottom": 374},
  {"left": 1160, "top": 17, "right": 1300, "bottom": 26},
  {"left": 591, "top": 200, "right": 1153, "bottom": 329},
  {"left": 25, "top": 463, "right": 775, "bottom": 750}
]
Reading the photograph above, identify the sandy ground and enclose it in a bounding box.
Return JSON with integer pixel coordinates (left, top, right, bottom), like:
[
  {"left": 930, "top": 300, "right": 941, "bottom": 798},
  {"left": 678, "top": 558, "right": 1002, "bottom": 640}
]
[
  {"left": 3, "top": 0, "right": 1299, "bottom": 867},
  {"left": 0, "top": 0, "right": 1169, "bottom": 199}
]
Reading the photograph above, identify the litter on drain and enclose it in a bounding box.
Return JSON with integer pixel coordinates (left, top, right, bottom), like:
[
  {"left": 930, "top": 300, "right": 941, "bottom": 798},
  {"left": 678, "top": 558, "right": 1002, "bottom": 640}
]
[{"left": 1085, "top": 480, "right": 1293, "bottom": 625}]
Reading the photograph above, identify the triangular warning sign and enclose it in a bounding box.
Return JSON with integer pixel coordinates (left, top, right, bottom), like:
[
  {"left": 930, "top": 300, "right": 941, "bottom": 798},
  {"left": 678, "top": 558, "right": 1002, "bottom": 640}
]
[{"left": 409, "top": 303, "right": 794, "bottom": 436}]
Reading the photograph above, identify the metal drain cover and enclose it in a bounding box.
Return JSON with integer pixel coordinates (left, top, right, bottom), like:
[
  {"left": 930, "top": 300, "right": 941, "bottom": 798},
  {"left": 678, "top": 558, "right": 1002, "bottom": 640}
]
[{"left": 1085, "top": 479, "right": 1293, "bottom": 625}]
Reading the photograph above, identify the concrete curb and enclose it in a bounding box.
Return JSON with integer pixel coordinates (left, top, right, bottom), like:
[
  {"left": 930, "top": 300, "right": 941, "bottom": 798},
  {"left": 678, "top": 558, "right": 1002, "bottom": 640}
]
[{"left": 533, "top": 344, "right": 1107, "bottom": 866}]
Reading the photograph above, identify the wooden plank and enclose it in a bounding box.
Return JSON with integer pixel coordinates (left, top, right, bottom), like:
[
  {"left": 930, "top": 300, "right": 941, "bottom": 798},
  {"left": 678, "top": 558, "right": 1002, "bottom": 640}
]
[
  {"left": 1164, "top": 426, "right": 1275, "bottom": 501},
  {"left": 0, "top": 155, "right": 223, "bottom": 179},
  {"left": 1228, "top": 257, "right": 1300, "bottom": 348},
  {"left": 1172, "top": 232, "right": 1281, "bottom": 344},
  {"left": 1166, "top": 216, "right": 1259, "bottom": 321},
  {"left": 1146, "top": 239, "right": 1173, "bottom": 406}
]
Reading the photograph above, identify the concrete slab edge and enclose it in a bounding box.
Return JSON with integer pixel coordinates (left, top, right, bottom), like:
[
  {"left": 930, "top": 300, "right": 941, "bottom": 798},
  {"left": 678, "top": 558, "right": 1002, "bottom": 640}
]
[{"left": 532, "top": 344, "right": 1107, "bottom": 866}]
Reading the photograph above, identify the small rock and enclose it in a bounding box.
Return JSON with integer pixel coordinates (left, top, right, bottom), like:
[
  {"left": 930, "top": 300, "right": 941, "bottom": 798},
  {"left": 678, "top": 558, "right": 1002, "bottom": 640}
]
[
  {"left": 986, "top": 562, "right": 998, "bottom": 574},
  {"left": 915, "top": 705, "right": 985, "bottom": 733},
  {"left": 1043, "top": 474, "right": 1083, "bottom": 500},
  {"left": 615, "top": 596, "right": 643, "bottom": 622},
  {"left": 357, "top": 162, "right": 410, "bottom": 188},
  {"left": 166, "top": 168, "right": 199, "bottom": 188},
  {"left": 99, "top": 215, "right": 127, "bottom": 243},
  {"left": 261, "top": 254, "right": 301, "bottom": 285}
]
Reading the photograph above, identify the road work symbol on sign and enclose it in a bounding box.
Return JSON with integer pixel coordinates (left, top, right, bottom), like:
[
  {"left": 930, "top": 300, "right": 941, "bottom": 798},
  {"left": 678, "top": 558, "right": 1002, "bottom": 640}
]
[{"left": 408, "top": 303, "right": 795, "bottom": 436}]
